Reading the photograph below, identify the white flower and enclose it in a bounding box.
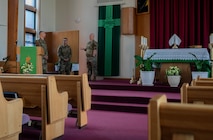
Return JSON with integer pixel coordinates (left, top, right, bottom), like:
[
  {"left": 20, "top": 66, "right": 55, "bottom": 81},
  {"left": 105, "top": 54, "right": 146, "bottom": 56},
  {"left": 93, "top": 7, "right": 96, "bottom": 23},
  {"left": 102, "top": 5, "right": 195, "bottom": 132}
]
[{"left": 21, "top": 62, "right": 34, "bottom": 73}]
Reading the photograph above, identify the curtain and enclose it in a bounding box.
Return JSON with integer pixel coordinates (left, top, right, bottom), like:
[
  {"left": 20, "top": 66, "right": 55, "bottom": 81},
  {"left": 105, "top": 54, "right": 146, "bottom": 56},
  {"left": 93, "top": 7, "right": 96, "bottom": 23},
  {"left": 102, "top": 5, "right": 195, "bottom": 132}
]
[
  {"left": 98, "top": 5, "right": 120, "bottom": 76},
  {"left": 150, "top": 0, "right": 213, "bottom": 49}
]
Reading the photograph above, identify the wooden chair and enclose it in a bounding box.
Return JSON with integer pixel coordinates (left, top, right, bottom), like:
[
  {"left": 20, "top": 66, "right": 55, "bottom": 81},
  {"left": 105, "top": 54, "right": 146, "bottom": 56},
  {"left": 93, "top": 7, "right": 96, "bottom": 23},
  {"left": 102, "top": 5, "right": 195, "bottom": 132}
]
[
  {"left": 148, "top": 94, "right": 213, "bottom": 140},
  {"left": 181, "top": 83, "right": 213, "bottom": 104},
  {"left": 0, "top": 81, "right": 23, "bottom": 140}
]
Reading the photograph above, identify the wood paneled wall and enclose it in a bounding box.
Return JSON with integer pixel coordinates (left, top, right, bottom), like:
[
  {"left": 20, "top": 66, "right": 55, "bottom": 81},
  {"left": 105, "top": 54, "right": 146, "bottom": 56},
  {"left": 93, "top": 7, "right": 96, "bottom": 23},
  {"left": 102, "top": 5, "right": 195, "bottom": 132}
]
[
  {"left": 121, "top": 7, "right": 136, "bottom": 35},
  {"left": 135, "top": 13, "right": 150, "bottom": 78},
  {"left": 45, "top": 30, "right": 79, "bottom": 70}
]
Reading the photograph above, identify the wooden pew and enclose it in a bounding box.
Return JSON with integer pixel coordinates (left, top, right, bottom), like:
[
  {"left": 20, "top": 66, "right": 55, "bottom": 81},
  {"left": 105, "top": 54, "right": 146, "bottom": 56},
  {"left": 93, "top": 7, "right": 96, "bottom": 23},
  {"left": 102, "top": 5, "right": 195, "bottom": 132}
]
[
  {"left": 191, "top": 79, "right": 213, "bottom": 86},
  {"left": 0, "top": 75, "right": 68, "bottom": 140},
  {"left": 181, "top": 83, "right": 213, "bottom": 104},
  {"left": 0, "top": 81, "right": 23, "bottom": 140},
  {"left": 196, "top": 77, "right": 213, "bottom": 81},
  {"left": 54, "top": 73, "right": 91, "bottom": 128},
  {"left": 0, "top": 73, "right": 91, "bottom": 128},
  {"left": 148, "top": 94, "right": 213, "bottom": 140}
]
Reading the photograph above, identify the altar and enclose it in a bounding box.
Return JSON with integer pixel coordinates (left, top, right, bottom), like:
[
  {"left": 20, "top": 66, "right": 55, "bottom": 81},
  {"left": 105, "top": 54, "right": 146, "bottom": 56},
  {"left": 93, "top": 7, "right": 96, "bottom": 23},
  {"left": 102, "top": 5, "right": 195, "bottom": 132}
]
[{"left": 143, "top": 48, "right": 210, "bottom": 84}]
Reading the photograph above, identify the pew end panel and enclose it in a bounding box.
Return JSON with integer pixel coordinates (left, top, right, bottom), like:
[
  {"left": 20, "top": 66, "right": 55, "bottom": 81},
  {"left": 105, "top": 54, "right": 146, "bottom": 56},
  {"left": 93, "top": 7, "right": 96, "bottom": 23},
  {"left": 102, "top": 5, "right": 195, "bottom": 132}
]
[
  {"left": 180, "top": 83, "right": 188, "bottom": 103},
  {"left": 148, "top": 94, "right": 167, "bottom": 140},
  {"left": 149, "top": 94, "right": 213, "bottom": 140},
  {"left": 81, "top": 73, "right": 91, "bottom": 111},
  {"left": 47, "top": 76, "right": 68, "bottom": 123},
  {"left": 0, "top": 81, "right": 23, "bottom": 140},
  {"left": 54, "top": 73, "right": 92, "bottom": 128}
]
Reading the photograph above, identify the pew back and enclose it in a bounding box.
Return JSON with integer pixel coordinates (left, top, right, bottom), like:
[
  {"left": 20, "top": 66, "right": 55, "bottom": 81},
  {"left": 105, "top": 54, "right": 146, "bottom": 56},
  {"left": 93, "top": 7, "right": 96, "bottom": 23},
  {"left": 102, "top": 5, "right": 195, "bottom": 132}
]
[
  {"left": 196, "top": 77, "right": 213, "bottom": 81},
  {"left": 191, "top": 79, "right": 213, "bottom": 86},
  {"left": 149, "top": 94, "right": 213, "bottom": 140},
  {"left": 181, "top": 83, "right": 213, "bottom": 104}
]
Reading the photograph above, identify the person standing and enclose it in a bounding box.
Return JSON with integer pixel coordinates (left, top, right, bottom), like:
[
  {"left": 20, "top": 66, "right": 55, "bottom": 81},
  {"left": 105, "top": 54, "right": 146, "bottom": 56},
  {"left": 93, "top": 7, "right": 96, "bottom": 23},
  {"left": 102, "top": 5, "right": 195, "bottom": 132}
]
[
  {"left": 81, "top": 33, "right": 98, "bottom": 80},
  {"left": 57, "top": 38, "right": 72, "bottom": 75},
  {"left": 35, "top": 31, "right": 48, "bottom": 73}
]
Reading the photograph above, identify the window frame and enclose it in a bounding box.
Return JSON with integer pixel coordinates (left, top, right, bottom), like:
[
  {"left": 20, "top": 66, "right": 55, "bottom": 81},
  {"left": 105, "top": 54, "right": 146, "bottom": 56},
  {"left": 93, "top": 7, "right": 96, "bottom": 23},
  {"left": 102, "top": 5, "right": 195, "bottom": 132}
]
[{"left": 24, "top": 0, "right": 37, "bottom": 46}]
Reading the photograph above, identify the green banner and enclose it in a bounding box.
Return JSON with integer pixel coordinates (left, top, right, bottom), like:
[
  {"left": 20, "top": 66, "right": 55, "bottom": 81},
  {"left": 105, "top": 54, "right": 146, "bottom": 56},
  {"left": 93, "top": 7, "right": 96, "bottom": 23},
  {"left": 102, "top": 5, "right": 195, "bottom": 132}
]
[
  {"left": 98, "top": 5, "right": 120, "bottom": 76},
  {"left": 20, "top": 47, "right": 37, "bottom": 74}
]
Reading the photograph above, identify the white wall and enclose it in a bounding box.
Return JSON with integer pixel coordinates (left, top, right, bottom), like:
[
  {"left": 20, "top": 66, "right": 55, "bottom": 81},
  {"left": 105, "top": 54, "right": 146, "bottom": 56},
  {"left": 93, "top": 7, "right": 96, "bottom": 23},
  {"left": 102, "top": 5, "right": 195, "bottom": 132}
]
[
  {"left": 0, "top": 0, "right": 8, "bottom": 60},
  {"left": 55, "top": 0, "right": 136, "bottom": 78},
  {"left": 55, "top": 0, "right": 99, "bottom": 76},
  {"left": 17, "top": 0, "right": 25, "bottom": 46},
  {"left": 40, "top": 0, "right": 56, "bottom": 32}
]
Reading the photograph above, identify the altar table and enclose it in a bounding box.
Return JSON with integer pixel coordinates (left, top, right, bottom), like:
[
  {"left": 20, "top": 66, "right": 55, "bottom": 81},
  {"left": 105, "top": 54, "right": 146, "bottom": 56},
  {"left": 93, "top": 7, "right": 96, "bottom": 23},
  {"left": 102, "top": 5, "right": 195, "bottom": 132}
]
[{"left": 143, "top": 48, "right": 210, "bottom": 84}]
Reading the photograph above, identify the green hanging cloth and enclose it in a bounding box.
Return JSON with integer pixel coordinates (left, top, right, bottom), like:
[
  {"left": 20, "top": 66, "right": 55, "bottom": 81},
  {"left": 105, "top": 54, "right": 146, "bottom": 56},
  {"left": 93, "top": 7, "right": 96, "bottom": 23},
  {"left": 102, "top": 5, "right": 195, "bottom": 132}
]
[
  {"left": 98, "top": 5, "right": 120, "bottom": 76},
  {"left": 20, "top": 47, "right": 37, "bottom": 74}
]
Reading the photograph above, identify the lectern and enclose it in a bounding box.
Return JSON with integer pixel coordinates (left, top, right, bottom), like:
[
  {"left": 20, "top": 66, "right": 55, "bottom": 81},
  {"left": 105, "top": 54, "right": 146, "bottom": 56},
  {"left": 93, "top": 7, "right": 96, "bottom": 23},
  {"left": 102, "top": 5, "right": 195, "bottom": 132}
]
[{"left": 16, "top": 46, "right": 44, "bottom": 74}]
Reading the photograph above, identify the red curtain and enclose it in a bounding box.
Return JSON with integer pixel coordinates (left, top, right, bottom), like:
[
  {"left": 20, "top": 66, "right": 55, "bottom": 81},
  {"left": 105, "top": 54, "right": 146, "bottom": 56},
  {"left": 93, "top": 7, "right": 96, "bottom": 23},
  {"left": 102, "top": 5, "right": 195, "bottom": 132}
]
[{"left": 150, "top": 0, "right": 213, "bottom": 49}]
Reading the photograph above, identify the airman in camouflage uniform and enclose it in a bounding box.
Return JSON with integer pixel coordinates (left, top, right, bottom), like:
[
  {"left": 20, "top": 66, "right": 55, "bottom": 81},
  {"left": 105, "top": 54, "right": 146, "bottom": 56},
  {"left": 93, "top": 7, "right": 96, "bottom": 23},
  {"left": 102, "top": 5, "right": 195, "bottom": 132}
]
[
  {"left": 82, "top": 33, "right": 98, "bottom": 80},
  {"left": 35, "top": 31, "right": 48, "bottom": 73},
  {"left": 57, "top": 38, "right": 72, "bottom": 75}
]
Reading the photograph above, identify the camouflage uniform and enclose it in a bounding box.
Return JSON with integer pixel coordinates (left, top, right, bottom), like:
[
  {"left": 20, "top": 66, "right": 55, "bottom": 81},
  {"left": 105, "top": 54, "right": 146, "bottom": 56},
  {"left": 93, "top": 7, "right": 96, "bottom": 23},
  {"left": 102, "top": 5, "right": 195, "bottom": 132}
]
[
  {"left": 85, "top": 40, "right": 98, "bottom": 80},
  {"left": 57, "top": 45, "right": 72, "bottom": 75},
  {"left": 35, "top": 39, "right": 48, "bottom": 73}
]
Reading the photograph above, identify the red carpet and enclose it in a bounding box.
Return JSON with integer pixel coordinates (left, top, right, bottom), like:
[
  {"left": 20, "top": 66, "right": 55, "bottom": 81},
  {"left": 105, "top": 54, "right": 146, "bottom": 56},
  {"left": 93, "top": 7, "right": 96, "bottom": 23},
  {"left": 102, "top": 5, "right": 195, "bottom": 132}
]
[{"left": 20, "top": 110, "right": 148, "bottom": 140}]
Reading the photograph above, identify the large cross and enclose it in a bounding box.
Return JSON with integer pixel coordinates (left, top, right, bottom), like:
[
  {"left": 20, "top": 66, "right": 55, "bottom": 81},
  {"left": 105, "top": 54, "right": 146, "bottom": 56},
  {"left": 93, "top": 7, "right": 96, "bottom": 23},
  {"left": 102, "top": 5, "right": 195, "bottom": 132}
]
[{"left": 98, "top": 5, "right": 120, "bottom": 76}]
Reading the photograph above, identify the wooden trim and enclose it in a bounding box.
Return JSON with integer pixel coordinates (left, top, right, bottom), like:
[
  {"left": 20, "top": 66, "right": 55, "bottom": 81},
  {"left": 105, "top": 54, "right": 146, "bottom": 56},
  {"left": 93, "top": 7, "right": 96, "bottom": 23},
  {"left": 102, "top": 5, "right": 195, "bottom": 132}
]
[
  {"left": 25, "top": 27, "right": 36, "bottom": 34},
  {"left": 25, "top": 5, "right": 37, "bottom": 12},
  {"left": 7, "top": 0, "right": 19, "bottom": 61}
]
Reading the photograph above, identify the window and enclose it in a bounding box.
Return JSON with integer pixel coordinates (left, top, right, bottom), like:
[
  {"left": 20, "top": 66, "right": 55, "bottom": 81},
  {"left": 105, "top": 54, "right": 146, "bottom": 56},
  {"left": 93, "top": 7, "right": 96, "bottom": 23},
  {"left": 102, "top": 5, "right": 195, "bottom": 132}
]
[
  {"left": 25, "top": 33, "right": 35, "bottom": 46},
  {"left": 25, "top": 0, "right": 37, "bottom": 46},
  {"left": 25, "top": 0, "right": 36, "bottom": 7}
]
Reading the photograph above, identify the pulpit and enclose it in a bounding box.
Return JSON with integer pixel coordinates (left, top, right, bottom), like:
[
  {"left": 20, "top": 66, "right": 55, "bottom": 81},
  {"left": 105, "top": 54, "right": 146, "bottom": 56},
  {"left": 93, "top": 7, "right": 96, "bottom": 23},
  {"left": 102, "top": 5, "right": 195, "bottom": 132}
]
[
  {"left": 144, "top": 48, "right": 210, "bottom": 84},
  {"left": 16, "top": 46, "right": 44, "bottom": 74}
]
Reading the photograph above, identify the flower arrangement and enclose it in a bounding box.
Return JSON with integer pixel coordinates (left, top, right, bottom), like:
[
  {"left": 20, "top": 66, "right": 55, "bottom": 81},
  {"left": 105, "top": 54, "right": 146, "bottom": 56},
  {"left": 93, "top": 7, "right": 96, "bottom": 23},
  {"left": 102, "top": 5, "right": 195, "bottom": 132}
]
[
  {"left": 166, "top": 66, "right": 180, "bottom": 76},
  {"left": 134, "top": 53, "right": 156, "bottom": 71},
  {"left": 21, "top": 56, "right": 34, "bottom": 74},
  {"left": 21, "top": 62, "right": 34, "bottom": 74}
]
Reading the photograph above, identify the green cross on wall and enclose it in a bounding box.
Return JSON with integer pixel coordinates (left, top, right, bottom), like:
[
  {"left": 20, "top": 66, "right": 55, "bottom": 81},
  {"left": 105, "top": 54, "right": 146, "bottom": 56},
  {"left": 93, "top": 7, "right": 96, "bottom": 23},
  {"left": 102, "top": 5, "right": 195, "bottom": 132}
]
[{"left": 98, "top": 5, "right": 120, "bottom": 76}]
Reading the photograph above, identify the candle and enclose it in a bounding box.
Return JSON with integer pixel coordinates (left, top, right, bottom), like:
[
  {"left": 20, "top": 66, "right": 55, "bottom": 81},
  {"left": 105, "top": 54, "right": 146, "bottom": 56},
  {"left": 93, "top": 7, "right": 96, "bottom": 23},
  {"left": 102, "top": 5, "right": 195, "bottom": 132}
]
[
  {"left": 210, "top": 33, "right": 213, "bottom": 43},
  {"left": 141, "top": 36, "right": 143, "bottom": 45}
]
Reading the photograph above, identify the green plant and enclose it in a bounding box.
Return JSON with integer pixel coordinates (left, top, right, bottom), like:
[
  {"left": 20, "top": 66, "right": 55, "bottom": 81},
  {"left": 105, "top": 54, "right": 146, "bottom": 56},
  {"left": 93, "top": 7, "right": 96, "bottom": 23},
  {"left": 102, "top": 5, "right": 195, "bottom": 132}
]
[
  {"left": 134, "top": 53, "right": 156, "bottom": 71},
  {"left": 21, "top": 62, "right": 34, "bottom": 73},
  {"left": 189, "top": 52, "right": 211, "bottom": 72},
  {"left": 166, "top": 66, "right": 180, "bottom": 76}
]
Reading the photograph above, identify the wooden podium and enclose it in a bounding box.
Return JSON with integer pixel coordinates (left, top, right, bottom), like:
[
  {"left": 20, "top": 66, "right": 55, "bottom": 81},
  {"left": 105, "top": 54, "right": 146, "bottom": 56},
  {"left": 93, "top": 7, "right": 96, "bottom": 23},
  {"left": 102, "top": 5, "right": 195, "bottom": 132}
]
[{"left": 16, "top": 46, "right": 44, "bottom": 74}]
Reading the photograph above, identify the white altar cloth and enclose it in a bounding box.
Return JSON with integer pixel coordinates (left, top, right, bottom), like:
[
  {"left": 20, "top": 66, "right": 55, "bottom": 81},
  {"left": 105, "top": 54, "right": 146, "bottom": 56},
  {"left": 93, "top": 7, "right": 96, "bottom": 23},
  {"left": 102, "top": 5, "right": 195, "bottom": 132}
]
[{"left": 144, "top": 48, "right": 210, "bottom": 61}]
